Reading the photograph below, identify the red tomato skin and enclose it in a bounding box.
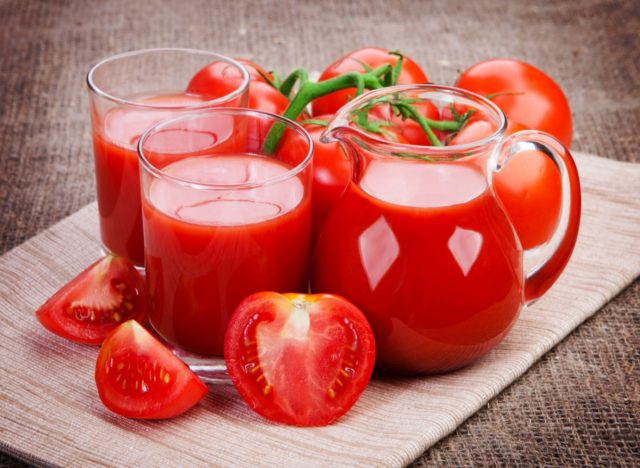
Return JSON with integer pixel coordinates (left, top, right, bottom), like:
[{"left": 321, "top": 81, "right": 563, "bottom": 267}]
[
  {"left": 300, "top": 115, "right": 352, "bottom": 237},
  {"left": 186, "top": 60, "right": 246, "bottom": 100},
  {"left": 456, "top": 59, "right": 572, "bottom": 147},
  {"left": 95, "top": 321, "right": 208, "bottom": 419},
  {"left": 224, "top": 292, "right": 376, "bottom": 427},
  {"left": 493, "top": 122, "right": 562, "bottom": 249},
  {"left": 247, "top": 81, "right": 290, "bottom": 115},
  {"left": 369, "top": 102, "right": 440, "bottom": 145},
  {"left": 234, "top": 58, "right": 274, "bottom": 84},
  {"left": 187, "top": 59, "right": 290, "bottom": 115},
  {"left": 448, "top": 118, "right": 563, "bottom": 249},
  {"left": 35, "top": 255, "right": 146, "bottom": 345},
  {"left": 312, "top": 47, "right": 428, "bottom": 116},
  {"left": 448, "top": 117, "right": 497, "bottom": 146}
]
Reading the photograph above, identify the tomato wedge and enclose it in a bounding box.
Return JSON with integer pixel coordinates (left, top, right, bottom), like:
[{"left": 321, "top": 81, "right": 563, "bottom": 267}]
[
  {"left": 35, "top": 255, "right": 146, "bottom": 345},
  {"left": 95, "top": 320, "right": 208, "bottom": 419},
  {"left": 224, "top": 292, "right": 376, "bottom": 426}
]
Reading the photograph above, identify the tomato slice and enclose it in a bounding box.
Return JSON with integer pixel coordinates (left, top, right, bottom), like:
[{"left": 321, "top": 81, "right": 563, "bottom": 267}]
[
  {"left": 95, "top": 320, "right": 208, "bottom": 419},
  {"left": 224, "top": 292, "right": 376, "bottom": 426},
  {"left": 35, "top": 255, "right": 147, "bottom": 345}
]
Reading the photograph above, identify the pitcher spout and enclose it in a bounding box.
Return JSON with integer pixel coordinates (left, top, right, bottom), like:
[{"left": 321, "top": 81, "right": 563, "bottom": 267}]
[{"left": 320, "top": 112, "right": 353, "bottom": 145}]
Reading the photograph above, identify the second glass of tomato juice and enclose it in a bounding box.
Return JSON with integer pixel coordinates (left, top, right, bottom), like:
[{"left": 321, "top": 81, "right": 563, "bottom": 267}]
[
  {"left": 87, "top": 48, "right": 250, "bottom": 266},
  {"left": 138, "top": 109, "right": 314, "bottom": 356}
]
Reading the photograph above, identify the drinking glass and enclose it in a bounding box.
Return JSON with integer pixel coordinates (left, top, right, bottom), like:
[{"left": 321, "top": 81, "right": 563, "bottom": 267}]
[
  {"left": 87, "top": 48, "right": 249, "bottom": 266},
  {"left": 138, "top": 108, "right": 313, "bottom": 357}
]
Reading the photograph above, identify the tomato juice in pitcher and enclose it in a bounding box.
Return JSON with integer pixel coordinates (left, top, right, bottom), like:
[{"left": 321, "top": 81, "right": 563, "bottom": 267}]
[{"left": 311, "top": 85, "right": 581, "bottom": 374}]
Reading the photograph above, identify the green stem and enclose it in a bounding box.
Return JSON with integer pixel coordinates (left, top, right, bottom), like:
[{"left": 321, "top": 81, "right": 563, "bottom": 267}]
[
  {"left": 270, "top": 71, "right": 281, "bottom": 89},
  {"left": 421, "top": 118, "right": 461, "bottom": 132},
  {"left": 395, "top": 102, "right": 442, "bottom": 146},
  {"left": 279, "top": 68, "right": 309, "bottom": 98},
  {"left": 262, "top": 65, "right": 390, "bottom": 154},
  {"left": 298, "top": 119, "right": 329, "bottom": 127}
]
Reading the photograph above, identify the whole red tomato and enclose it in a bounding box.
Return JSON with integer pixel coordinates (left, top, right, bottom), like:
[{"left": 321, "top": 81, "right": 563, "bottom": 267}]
[
  {"left": 455, "top": 59, "right": 573, "bottom": 147},
  {"left": 186, "top": 60, "right": 247, "bottom": 100},
  {"left": 187, "top": 59, "right": 290, "bottom": 115},
  {"left": 246, "top": 81, "right": 290, "bottom": 115},
  {"left": 224, "top": 292, "right": 375, "bottom": 426},
  {"left": 234, "top": 58, "right": 275, "bottom": 84},
  {"left": 233, "top": 59, "right": 294, "bottom": 115},
  {"left": 449, "top": 118, "right": 563, "bottom": 249},
  {"left": 492, "top": 122, "right": 562, "bottom": 249},
  {"left": 312, "top": 47, "right": 428, "bottom": 116}
]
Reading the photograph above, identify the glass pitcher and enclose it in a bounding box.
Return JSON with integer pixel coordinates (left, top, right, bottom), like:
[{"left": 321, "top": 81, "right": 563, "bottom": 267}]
[{"left": 311, "top": 84, "right": 581, "bottom": 375}]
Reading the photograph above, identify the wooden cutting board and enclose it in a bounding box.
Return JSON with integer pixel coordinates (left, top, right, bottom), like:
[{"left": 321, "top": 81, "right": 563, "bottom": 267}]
[{"left": 1, "top": 152, "right": 638, "bottom": 467}]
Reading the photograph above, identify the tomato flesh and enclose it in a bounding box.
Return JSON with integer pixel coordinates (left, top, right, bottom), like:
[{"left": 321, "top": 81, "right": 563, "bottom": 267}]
[
  {"left": 36, "top": 255, "right": 146, "bottom": 345},
  {"left": 224, "top": 292, "right": 375, "bottom": 426},
  {"left": 95, "top": 320, "right": 208, "bottom": 419}
]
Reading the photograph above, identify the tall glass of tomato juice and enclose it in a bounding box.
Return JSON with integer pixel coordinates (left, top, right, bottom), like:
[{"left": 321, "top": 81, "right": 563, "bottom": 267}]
[
  {"left": 87, "top": 48, "right": 249, "bottom": 266},
  {"left": 138, "top": 109, "right": 314, "bottom": 356}
]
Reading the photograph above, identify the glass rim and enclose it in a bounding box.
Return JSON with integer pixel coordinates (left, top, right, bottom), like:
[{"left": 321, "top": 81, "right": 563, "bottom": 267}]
[
  {"left": 86, "top": 47, "right": 250, "bottom": 110},
  {"left": 325, "top": 83, "right": 507, "bottom": 156},
  {"left": 137, "top": 107, "right": 314, "bottom": 190}
]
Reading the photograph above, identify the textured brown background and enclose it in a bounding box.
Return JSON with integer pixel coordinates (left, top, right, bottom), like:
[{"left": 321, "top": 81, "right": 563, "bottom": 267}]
[{"left": 0, "top": 0, "right": 638, "bottom": 466}]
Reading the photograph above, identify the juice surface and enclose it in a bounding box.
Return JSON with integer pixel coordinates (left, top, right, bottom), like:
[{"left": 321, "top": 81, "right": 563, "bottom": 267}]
[
  {"left": 92, "top": 93, "right": 205, "bottom": 265},
  {"left": 143, "top": 154, "right": 311, "bottom": 355},
  {"left": 312, "top": 159, "right": 524, "bottom": 374}
]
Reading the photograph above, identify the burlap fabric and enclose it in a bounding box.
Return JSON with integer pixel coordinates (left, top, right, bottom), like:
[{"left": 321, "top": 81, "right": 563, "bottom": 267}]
[{"left": 0, "top": 0, "right": 637, "bottom": 465}]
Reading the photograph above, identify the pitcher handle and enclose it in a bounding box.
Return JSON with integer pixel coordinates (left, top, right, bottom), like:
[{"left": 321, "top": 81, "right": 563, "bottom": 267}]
[{"left": 493, "top": 130, "right": 581, "bottom": 305}]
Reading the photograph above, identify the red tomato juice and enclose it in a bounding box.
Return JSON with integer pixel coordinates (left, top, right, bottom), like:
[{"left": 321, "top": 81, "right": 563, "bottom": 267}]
[
  {"left": 312, "top": 159, "right": 524, "bottom": 374},
  {"left": 92, "top": 94, "right": 206, "bottom": 265},
  {"left": 142, "top": 154, "right": 311, "bottom": 355}
]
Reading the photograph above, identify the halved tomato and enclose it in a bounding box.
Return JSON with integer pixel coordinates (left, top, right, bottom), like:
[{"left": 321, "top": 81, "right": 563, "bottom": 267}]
[
  {"left": 35, "top": 255, "right": 146, "bottom": 345},
  {"left": 95, "top": 320, "right": 208, "bottom": 419},
  {"left": 224, "top": 292, "right": 376, "bottom": 426}
]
